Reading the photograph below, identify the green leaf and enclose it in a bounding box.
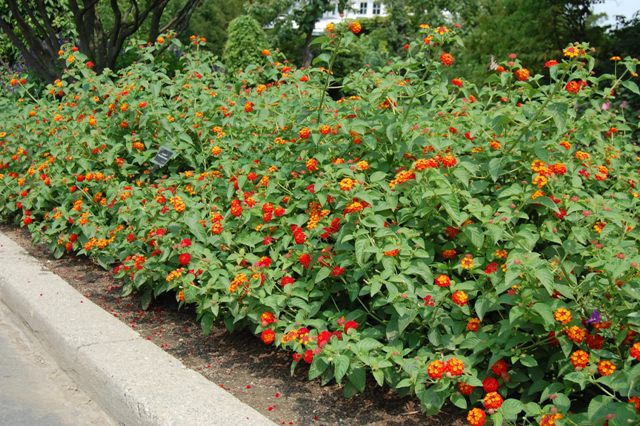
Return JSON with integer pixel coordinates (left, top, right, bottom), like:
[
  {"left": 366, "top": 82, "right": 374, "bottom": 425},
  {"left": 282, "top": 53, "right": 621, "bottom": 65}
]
[
  {"left": 532, "top": 303, "right": 554, "bottom": 327},
  {"left": 309, "top": 357, "right": 329, "bottom": 380},
  {"left": 535, "top": 267, "right": 555, "bottom": 295},
  {"left": 491, "top": 411, "right": 504, "bottom": 426},
  {"left": 357, "top": 338, "right": 383, "bottom": 352},
  {"left": 369, "top": 171, "right": 387, "bottom": 183},
  {"left": 184, "top": 214, "right": 208, "bottom": 243},
  {"left": 622, "top": 80, "right": 640, "bottom": 95},
  {"left": 500, "top": 399, "right": 523, "bottom": 420},
  {"left": 520, "top": 356, "right": 538, "bottom": 367},
  {"left": 370, "top": 278, "right": 382, "bottom": 297},
  {"left": 475, "top": 297, "right": 494, "bottom": 321},
  {"left": 462, "top": 225, "right": 485, "bottom": 249},
  {"left": 315, "top": 267, "right": 331, "bottom": 284},
  {"left": 355, "top": 238, "right": 368, "bottom": 267},
  {"left": 140, "top": 288, "right": 152, "bottom": 310},
  {"left": 347, "top": 366, "right": 366, "bottom": 393},
  {"left": 200, "top": 311, "right": 214, "bottom": 335},
  {"left": 528, "top": 196, "right": 560, "bottom": 214},
  {"left": 450, "top": 392, "right": 468, "bottom": 409},
  {"left": 372, "top": 369, "right": 385, "bottom": 387},
  {"left": 334, "top": 354, "right": 350, "bottom": 384},
  {"left": 563, "top": 371, "right": 587, "bottom": 390},
  {"left": 548, "top": 102, "right": 568, "bottom": 132},
  {"left": 405, "top": 262, "right": 433, "bottom": 284}
]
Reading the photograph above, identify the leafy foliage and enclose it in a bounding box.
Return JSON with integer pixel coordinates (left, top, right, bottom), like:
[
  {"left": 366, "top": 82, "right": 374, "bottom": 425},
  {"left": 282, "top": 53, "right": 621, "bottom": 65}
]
[
  {"left": 223, "top": 14, "right": 271, "bottom": 71},
  {"left": 1, "top": 24, "right": 640, "bottom": 425}
]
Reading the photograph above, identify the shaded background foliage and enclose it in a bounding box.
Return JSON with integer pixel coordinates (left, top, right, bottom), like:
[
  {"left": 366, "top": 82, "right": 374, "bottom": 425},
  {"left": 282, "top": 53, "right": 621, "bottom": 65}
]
[{"left": 1, "top": 0, "right": 639, "bottom": 84}]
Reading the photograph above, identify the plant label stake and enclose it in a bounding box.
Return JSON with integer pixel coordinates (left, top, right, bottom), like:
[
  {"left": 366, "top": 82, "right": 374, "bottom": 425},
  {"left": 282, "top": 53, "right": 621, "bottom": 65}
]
[{"left": 151, "top": 146, "right": 174, "bottom": 170}]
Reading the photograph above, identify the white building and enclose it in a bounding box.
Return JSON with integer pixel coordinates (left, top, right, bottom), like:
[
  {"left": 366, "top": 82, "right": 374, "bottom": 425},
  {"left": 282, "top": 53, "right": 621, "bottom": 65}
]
[{"left": 312, "top": 1, "right": 388, "bottom": 35}]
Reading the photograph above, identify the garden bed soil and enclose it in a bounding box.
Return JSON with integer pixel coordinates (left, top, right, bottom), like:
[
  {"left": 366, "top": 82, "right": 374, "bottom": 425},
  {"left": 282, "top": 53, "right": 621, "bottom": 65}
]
[{"left": 1, "top": 224, "right": 465, "bottom": 426}]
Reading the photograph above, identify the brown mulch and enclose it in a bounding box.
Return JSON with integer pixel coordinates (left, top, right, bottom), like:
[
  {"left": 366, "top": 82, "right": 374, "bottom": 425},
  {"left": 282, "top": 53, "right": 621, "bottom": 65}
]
[{"left": 1, "top": 224, "right": 465, "bottom": 426}]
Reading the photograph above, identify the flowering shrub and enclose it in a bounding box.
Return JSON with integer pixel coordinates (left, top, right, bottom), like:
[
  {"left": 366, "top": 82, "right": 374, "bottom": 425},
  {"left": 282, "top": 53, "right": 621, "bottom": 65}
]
[{"left": 1, "top": 25, "right": 640, "bottom": 425}]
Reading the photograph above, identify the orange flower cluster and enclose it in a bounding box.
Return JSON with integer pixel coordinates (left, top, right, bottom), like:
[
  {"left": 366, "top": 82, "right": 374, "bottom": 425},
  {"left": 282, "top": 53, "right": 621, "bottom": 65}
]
[
  {"left": 389, "top": 170, "right": 416, "bottom": 188},
  {"left": 467, "top": 318, "right": 480, "bottom": 331},
  {"left": 344, "top": 198, "right": 369, "bottom": 215},
  {"left": 570, "top": 350, "right": 589, "bottom": 370},
  {"left": 553, "top": 307, "right": 572, "bottom": 324},
  {"left": 467, "top": 408, "right": 486, "bottom": 426},
  {"left": 597, "top": 360, "right": 616, "bottom": 376},
  {"left": 483, "top": 391, "right": 503, "bottom": 410},
  {"left": 539, "top": 413, "right": 564, "bottom": 426},
  {"left": 452, "top": 290, "right": 468, "bottom": 306},
  {"left": 339, "top": 177, "right": 357, "bottom": 191},
  {"left": 166, "top": 268, "right": 184, "bottom": 282},
  {"left": 566, "top": 325, "right": 587, "bottom": 343},
  {"left": 228, "top": 273, "right": 248, "bottom": 293},
  {"left": 306, "top": 201, "right": 329, "bottom": 230},
  {"left": 170, "top": 196, "right": 186, "bottom": 213}
]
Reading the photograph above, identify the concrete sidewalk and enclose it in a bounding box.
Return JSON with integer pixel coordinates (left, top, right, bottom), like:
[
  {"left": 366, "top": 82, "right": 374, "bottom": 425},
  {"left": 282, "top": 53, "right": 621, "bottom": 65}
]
[
  {"left": 0, "top": 300, "right": 117, "bottom": 426},
  {"left": 0, "top": 231, "right": 275, "bottom": 426}
]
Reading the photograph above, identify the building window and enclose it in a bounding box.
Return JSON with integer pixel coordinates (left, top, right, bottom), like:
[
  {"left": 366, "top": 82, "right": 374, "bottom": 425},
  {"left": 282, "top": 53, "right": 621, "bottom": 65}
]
[
  {"left": 359, "top": 2, "right": 368, "bottom": 14},
  {"left": 373, "top": 2, "right": 381, "bottom": 15}
]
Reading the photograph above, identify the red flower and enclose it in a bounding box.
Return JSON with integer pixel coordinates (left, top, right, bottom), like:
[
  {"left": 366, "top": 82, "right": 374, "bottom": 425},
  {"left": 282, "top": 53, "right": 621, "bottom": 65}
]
[
  {"left": 344, "top": 320, "right": 358, "bottom": 333},
  {"left": 515, "top": 68, "right": 530, "bottom": 81},
  {"left": 482, "top": 377, "right": 499, "bottom": 392},
  {"left": 292, "top": 353, "right": 302, "bottom": 362},
  {"left": 630, "top": 342, "right": 640, "bottom": 360},
  {"left": 303, "top": 349, "right": 314, "bottom": 364},
  {"left": 427, "top": 360, "right": 446, "bottom": 379},
  {"left": 179, "top": 253, "right": 191, "bottom": 265},
  {"left": 565, "top": 80, "right": 581, "bottom": 94},
  {"left": 554, "top": 208, "right": 568, "bottom": 220},
  {"left": 435, "top": 274, "right": 451, "bottom": 287},
  {"left": 484, "top": 262, "right": 498, "bottom": 274},
  {"left": 292, "top": 225, "right": 306, "bottom": 244},
  {"left": 483, "top": 392, "right": 503, "bottom": 410},
  {"left": 256, "top": 256, "right": 272, "bottom": 268},
  {"left": 491, "top": 359, "right": 508, "bottom": 375},
  {"left": 317, "top": 330, "right": 333, "bottom": 348},
  {"left": 445, "top": 226, "right": 459, "bottom": 239},
  {"left": 331, "top": 266, "right": 346, "bottom": 277},
  {"left": 458, "top": 382, "right": 474, "bottom": 396},
  {"left": 281, "top": 276, "right": 295, "bottom": 287},
  {"left": 451, "top": 78, "right": 463, "bottom": 88},
  {"left": 180, "top": 238, "right": 192, "bottom": 247},
  {"left": 260, "top": 312, "right": 276, "bottom": 327},
  {"left": 299, "top": 253, "right": 311, "bottom": 268},
  {"left": 423, "top": 295, "right": 435, "bottom": 307},
  {"left": 440, "top": 52, "right": 454, "bottom": 66},
  {"left": 261, "top": 329, "right": 275, "bottom": 345}
]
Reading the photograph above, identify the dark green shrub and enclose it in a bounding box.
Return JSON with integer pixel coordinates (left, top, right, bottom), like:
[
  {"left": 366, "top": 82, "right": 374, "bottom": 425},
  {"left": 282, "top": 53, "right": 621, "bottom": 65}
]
[{"left": 223, "top": 15, "right": 271, "bottom": 72}]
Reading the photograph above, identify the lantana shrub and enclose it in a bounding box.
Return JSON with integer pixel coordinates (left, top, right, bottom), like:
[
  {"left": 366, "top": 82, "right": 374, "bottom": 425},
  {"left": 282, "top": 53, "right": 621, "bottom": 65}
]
[{"left": 1, "top": 25, "right": 639, "bottom": 425}]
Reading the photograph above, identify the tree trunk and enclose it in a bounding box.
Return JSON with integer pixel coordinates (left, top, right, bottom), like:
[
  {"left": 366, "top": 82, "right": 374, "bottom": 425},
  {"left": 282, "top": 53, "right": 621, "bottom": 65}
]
[{"left": 301, "top": 29, "right": 314, "bottom": 68}]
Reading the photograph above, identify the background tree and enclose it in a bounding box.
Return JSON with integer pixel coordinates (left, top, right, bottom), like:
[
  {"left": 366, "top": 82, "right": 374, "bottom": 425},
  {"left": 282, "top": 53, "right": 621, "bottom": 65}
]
[
  {"left": 247, "top": 0, "right": 350, "bottom": 66},
  {"left": 0, "top": 0, "right": 202, "bottom": 82},
  {"left": 222, "top": 14, "right": 270, "bottom": 71},
  {"left": 186, "top": 0, "right": 244, "bottom": 56}
]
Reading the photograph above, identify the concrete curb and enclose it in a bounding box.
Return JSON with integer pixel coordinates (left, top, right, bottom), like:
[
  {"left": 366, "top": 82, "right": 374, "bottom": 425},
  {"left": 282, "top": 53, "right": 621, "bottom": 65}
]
[{"left": 0, "top": 231, "right": 275, "bottom": 426}]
